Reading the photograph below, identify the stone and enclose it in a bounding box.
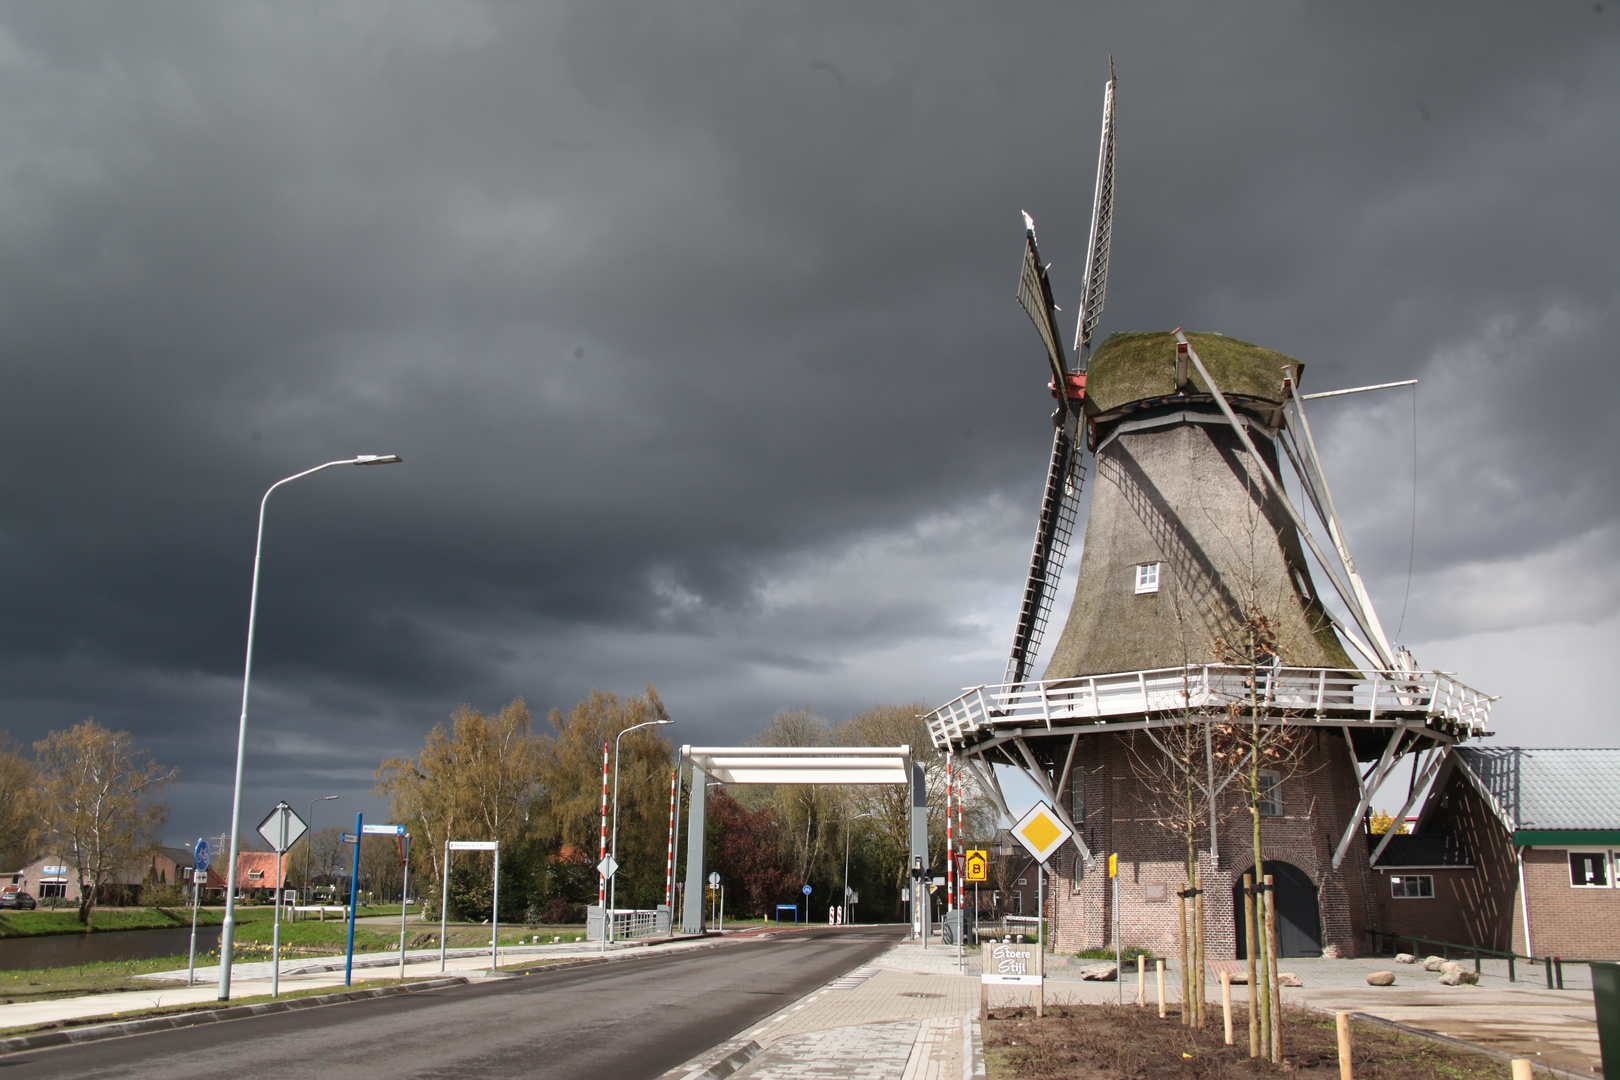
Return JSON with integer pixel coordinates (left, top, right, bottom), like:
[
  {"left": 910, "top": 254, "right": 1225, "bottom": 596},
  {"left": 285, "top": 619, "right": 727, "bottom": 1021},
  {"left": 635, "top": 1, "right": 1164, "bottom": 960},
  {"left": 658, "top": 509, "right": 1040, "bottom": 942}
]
[
  {"left": 1366, "top": 971, "right": 1396, "bottom": 986},
  {"left": 1079, "top": 962, "right": 1118, "bottom": 981},
  {"left": 1226, "top": 970, "right": 1248, "bottom": 984},
  {"left": 1278, "top": 972, "right": 1303, "bottom": 987},
  {"left": 1322, "top": 944, "right": 1344, "bottom": 959},
  {"left": 1439, "top": 968, "right": 1478, "bottom": 986},
  {"left": 1439, "top": 961, "right": 1465, "bottom": 975},
  {"left": 1394, "top": 952, "right": 1417, "bottom": 964},
  {"left": 1423, "top": 955, "right": 1446, "bottom": 971}
]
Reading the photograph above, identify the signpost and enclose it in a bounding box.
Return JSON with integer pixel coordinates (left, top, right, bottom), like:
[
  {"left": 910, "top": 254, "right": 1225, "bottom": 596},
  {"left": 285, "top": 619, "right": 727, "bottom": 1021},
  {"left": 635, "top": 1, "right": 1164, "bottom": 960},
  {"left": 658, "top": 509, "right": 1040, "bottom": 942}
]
[
  {"left": 1109, "top": 853, "right": 1121, "bottom": 1005},
  {"left": 598, "top": 854, "right": 620, "bottom": 952},
  {"left": 396, "top": 833, "right": 412, "bottom": 979},
  {"left": 966, "top": 849, "right": 987, "bottom": 952},
  {"left": 441, "top": 840, "right": 499, "bottom": 973},
  {"left": 187, "top": 839, "right": 210, "bottom": 986},
  {"left": 801, "top": 883, "right": 811, "bottom": 925},
  {"left": 344, "top": 813, "right": 362, "bottom": 985},
  {"left": 256, "top": 801, "right": 309, "bottom": 998},
  {"left": 1008, "top": 802, "right": 1075, "bottom": 1018}
]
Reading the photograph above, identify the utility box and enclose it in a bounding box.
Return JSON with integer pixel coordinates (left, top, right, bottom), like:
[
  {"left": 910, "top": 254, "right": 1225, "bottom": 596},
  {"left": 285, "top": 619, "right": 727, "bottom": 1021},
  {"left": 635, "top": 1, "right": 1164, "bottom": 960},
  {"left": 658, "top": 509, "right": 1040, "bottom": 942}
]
[
  {"left": 1592, "top": 961, "right": 1620, "bottom": 1080},
  {"left": 942, "top": 910, "right": 965, "bottom": 946}
]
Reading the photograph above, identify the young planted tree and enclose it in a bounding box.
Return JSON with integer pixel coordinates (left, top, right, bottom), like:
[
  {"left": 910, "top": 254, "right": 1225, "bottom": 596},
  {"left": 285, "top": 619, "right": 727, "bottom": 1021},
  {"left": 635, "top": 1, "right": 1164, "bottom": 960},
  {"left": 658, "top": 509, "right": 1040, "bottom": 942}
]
[{"left": 33, "top": 719, "right": 176, "bottom": 922}]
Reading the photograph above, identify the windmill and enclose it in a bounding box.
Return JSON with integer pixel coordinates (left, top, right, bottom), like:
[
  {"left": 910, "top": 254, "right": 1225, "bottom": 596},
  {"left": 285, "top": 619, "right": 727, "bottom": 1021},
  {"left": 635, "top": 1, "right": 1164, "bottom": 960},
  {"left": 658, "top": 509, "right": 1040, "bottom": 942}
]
[{"left": 929, "top": 65, "right": 1494, "bottom": 959}]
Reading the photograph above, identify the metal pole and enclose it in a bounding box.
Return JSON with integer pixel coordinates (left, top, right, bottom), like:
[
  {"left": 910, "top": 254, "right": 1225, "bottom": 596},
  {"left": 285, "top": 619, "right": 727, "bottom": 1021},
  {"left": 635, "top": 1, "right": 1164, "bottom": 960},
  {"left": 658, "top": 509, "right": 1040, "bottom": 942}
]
[
  {"left": 439, "top": 843, "right": 450, "bottom": 972},
  {"left": 344, "top": 813, "right": 361, "bottom": 986},
  {"left": 665, "top": 768, "right": 678, "bottom": 908},
  {"left": 491, "top": 844, "right": 499, "bottom": 971},
  {"left": 398, "top": 836, "right": 410, "bottom": 981},
  {"left": 187, "top": 850, "right": 201, "bottom": 986},
  {"left": 217, "top": 455, "right": 398, "bottom": 1001},
  {"left": 271, "top": 836, "right": 284, "bottom": 998},
  {"left": 1115, "top": 869, "right": 1121, "bottom": 1005}
]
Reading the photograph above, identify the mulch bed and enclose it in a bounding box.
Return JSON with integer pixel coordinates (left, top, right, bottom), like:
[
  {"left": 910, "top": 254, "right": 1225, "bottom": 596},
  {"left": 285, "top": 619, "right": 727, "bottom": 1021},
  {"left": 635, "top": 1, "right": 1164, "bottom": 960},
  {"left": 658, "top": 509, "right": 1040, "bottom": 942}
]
[{"left": 982, "top": 1004, "right": 1512, "bottom": 1078}]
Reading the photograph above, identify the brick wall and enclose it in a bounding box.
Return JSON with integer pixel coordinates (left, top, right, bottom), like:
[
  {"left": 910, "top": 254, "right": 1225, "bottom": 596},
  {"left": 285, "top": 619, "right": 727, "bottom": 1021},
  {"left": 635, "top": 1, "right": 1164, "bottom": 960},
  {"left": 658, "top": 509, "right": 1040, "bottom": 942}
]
[
  {"left": 1042, "top": 727, "right": 1379, "bottom": 959},
  {"left": 1401, "top": 768, "right": 1520, "bottom": 952},
  {"left": 1519, "top": 847, "right": 1620, "bottom": 961}
]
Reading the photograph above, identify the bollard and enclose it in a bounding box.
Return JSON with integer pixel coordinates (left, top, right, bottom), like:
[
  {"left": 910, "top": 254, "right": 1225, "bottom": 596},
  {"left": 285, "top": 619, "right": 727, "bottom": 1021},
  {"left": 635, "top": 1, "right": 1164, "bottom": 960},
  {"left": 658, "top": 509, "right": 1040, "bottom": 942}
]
[
  {"left": 1336, "top": 1012, "right": 1353, "bottom": 1080},
  {"left": 1137, "top": 954, "right": 1146, "bottom": 1006},
  {"left": 1221, "top": 971, "right": 1233, "bottom": 1045},
  {"left": 1510, "top": 1060, "right": 1532, "bottom": 1080},
  {"left": 1555, "top": 956, "right": 1565, "bottom": 990},
  {"left": 1157, "top": 958, "right": 1166, "bottom": 1018}
]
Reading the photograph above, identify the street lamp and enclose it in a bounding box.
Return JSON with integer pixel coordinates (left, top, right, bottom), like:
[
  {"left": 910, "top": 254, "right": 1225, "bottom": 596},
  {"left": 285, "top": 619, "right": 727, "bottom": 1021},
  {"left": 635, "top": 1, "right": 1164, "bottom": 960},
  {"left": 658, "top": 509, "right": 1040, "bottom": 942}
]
[
  {"left": 305, "top": 796, "right": 339, "bottom": 905},
  {"left": 606, "top": 717, "right": 675, "bottom": 948},
  {"left": 842, "top": 812, "right": 872, "bottom": 926},
  {"left": 217, "top": 454, "right": 402, "bottom": 1000}
]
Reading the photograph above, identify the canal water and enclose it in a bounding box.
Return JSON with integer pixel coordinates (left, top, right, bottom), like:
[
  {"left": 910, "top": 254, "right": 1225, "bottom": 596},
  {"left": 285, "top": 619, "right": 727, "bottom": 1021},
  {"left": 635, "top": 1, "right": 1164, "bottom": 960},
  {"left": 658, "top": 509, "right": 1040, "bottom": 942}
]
[{"left": 0, "top": 924, "right": 224, "bottom": 971}]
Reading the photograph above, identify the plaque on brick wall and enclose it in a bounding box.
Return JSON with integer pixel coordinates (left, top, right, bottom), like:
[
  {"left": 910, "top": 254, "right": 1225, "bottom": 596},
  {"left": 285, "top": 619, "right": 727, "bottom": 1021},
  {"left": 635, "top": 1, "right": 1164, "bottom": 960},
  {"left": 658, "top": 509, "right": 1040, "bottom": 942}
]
[{"left": 1144, "top": 882, "right": 1167, "bottom": 903}]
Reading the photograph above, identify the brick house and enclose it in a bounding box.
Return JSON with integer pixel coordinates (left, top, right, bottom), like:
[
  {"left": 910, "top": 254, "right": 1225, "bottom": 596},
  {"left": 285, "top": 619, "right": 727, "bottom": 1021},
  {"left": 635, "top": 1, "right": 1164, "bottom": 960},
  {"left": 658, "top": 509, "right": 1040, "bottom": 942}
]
[
  {"left": 233, "top": 852, "right": 289, "bottom": 901},
  {"left": 1395, "top": 746, "right": 1620, "bottom": 961}
]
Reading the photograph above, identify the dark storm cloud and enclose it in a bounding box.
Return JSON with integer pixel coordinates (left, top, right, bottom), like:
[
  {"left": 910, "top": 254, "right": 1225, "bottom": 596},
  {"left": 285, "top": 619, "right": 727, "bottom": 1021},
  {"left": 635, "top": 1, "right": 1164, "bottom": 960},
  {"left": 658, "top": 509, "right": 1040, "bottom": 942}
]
[{"left": 0, "top": 2, "right": 1614, "bottom": 837}]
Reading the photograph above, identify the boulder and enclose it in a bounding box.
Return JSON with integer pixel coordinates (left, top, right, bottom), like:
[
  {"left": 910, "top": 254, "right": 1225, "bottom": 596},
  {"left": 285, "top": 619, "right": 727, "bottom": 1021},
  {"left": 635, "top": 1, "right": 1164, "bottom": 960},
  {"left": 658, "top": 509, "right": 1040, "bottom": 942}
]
[
  {"left": 1366, "top": 971, "right": 1396, "bottom": 986},
  {"left": 1423, "top": 956, "right": 1446, "bottom": 972},
  {"left": 1079, "top": 962, "right": 1118, "bottom": 981},
  {"left": 1226, "top": 971, "right": 1248, "bottom": 984},
  {"left": 1394, "top": 953, "right": 1417, "bottom": 964},
  {"left": 1439, "top": 969, "right": 1479, "bottom": 986},
  {"left": 1278, "top": 972, "right": 1303, "bottom": 987},
  {"left": 1439, "top": 961, "right": 1465, "bottom": 975}
]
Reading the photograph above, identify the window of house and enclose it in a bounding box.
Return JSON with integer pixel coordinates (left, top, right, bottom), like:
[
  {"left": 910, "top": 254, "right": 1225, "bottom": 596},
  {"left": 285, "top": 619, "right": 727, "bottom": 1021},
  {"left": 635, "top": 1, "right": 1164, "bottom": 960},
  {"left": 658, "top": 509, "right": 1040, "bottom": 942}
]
[
  {"left": 1135, "top": 563, "right": 1160, "bottom": 594},
  {"left": 1569, "top": 851, "right": 1612, "bottom": 888},
  {"left": 1390, "top": 875, "right": 1434, "bottom": 898},
  {"left": 1011, "top": 890, "right": 1023, "bottom": 914},
  {"left": 40, "top": 883, "right": 66, "bottom": 898},
  {"left": 1257, "top": 769, "right": 1282, "bottom": 817},
  {"left": 248, "top": 870, "right": 264, "bottom": 880}
]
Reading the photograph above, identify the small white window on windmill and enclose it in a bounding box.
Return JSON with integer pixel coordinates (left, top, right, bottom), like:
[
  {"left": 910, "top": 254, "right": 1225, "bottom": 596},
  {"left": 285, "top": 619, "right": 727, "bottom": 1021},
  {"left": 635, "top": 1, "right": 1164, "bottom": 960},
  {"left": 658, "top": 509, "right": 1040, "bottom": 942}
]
[{"left": 1135, "top": 562, "right": 1160, "bottom": 594}]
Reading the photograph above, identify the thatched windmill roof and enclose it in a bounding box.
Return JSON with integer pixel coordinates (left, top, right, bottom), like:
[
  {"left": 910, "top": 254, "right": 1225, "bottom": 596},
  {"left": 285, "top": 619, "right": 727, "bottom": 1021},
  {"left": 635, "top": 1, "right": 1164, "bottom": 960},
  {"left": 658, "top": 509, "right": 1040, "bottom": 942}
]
[{"left": 1085, "top": 331, "right": 1300, "bottom": 424}]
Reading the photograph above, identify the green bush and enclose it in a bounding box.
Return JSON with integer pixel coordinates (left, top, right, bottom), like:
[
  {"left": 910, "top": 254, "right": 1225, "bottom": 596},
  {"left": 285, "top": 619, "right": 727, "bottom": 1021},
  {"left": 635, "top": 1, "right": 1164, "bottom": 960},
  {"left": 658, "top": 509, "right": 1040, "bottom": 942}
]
[
  {"left": 1074, "top": 945, "right": 1155, "bottom": 962},
  {"left": 139, "top": 883, "right": 186, "bottom": 908}
]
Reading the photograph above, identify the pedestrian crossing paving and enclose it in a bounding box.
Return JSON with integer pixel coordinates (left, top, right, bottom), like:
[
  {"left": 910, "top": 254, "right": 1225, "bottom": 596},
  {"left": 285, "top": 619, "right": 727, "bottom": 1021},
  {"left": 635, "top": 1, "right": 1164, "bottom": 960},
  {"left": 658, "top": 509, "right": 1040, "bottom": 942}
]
[{"left": 825, "top": 967, "right": 879, "bottom": 990}]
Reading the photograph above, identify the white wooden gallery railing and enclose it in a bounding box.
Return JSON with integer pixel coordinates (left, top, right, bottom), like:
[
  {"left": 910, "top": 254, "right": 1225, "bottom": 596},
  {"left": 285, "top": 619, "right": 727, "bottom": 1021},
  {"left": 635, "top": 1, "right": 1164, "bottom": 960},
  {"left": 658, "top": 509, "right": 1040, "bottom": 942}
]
[{"left": 927, "top": 665, "right": 1493, "bottom": 750}]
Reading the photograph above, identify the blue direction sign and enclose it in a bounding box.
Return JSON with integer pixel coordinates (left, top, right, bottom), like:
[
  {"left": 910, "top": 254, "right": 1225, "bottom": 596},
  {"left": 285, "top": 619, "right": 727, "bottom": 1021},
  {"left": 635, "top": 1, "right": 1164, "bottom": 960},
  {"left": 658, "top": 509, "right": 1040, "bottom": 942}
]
[
  {"left": 340, "top": 832, "right": 359, "bottom": 844},
  {"left": 194, "top": 839, "right": 210, "bottom": 873},
  {"left": 801, "top": 884, "right": 812, "bottom": 895}
]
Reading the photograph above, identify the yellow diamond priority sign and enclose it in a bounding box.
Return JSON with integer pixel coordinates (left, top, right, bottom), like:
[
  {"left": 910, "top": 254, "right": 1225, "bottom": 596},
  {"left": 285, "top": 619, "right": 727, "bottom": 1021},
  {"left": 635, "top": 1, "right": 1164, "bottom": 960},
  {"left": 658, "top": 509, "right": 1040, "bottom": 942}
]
[
  {"left": 964, "top": 849, "right": 988, "bottom": 883},
  {"left": 1011, "top": 801, "right": 1073, "bottom": 864}
]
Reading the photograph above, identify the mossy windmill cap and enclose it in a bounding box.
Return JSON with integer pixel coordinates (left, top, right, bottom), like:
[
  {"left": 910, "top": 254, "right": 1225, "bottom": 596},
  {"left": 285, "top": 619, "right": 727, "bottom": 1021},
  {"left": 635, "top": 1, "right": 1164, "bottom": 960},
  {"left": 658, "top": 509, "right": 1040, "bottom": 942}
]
[{"left": 1083, "top": 331, "right": 1302, "bottom": 421}]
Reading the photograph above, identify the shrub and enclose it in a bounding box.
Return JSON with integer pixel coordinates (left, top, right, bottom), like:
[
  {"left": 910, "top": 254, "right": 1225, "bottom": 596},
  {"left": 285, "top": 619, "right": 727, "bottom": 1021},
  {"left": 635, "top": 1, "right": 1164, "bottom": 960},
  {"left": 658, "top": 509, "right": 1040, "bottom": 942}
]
[
  {"left": 1074, "top": 945, "right": 1155, "bottom": 962},
  {"left": 139, "top": 883, "right": 185, "bottom": 908}
]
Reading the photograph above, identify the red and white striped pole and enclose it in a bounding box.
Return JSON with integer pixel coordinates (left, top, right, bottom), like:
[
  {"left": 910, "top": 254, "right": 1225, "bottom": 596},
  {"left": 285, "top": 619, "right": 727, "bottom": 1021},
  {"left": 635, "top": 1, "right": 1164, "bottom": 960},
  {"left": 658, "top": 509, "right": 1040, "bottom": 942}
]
[
  {"left": 945, "top": 758, "right": 955, "bottom": 915},
  {"left": 956, "top": 762, "right": 966, "bottom": 912},
  {"left": 598, "top": 741, "right": 609, "bottom": 908},
  {"left": 664, "top": 767, "right": 678, "bottom": 907}
]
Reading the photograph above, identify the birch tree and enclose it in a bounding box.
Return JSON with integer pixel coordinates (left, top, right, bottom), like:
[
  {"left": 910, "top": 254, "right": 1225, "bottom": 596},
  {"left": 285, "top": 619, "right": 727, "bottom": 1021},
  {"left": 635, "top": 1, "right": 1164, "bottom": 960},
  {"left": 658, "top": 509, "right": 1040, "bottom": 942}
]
[{"left": 33, "top": 719, "right": 176, "bottom": 923}]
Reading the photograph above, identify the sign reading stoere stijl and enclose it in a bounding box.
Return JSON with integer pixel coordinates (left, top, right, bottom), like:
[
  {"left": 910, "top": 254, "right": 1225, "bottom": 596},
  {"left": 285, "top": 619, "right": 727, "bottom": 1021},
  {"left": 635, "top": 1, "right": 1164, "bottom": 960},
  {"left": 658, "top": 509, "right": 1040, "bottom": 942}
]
[{"left": 981, "top": 942, "right": 1043, "bottom": 985}]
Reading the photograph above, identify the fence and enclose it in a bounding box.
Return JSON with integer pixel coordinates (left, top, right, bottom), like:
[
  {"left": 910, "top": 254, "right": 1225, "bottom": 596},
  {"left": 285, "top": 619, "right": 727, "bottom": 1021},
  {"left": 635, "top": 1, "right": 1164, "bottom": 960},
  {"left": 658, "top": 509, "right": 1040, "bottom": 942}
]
[
  {"left": 586, "top": 905, "right": 671, "bottom": 941},
  {"left": 1366, "top": 929, "right": 1598, "bottom": 988}
]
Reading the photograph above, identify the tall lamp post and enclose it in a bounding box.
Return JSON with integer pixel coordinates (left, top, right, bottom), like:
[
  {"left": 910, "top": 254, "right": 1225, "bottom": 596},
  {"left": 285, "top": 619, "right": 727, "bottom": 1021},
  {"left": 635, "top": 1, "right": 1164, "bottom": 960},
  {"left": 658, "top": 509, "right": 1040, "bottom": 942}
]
[
  {"left": 607, "top": 717, "right": 675, "bottom": 945},
  {"left": 305, "top": 795, "right": 339, "bottom": 904},
  {"left": 217, "top": 454, "right": 402, "bottom": 1000},
  {"left": 842, "top": 812, "right": 872, "bottom": 925}
]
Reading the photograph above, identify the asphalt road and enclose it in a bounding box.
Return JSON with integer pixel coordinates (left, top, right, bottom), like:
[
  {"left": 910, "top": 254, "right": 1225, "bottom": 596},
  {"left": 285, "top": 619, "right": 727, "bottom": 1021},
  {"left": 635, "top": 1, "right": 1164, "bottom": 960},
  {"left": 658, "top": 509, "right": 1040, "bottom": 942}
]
[{"left": 3, "top": 924, "right": 904, "bottom": 1080}]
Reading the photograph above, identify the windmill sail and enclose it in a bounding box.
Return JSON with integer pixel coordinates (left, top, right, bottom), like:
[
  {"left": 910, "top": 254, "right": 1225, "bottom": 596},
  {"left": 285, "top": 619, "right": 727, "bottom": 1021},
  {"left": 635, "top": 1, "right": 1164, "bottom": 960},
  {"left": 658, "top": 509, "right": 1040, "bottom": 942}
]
[
  {"left": 1074, "top": 64, "right": 1117, "bottom": 365},
  {"left": 1016, "top": 215, "right": 1069, "bottom": 402},
  {"left": 1004, "top": 421, "right": 1083, "bottom": 686}
]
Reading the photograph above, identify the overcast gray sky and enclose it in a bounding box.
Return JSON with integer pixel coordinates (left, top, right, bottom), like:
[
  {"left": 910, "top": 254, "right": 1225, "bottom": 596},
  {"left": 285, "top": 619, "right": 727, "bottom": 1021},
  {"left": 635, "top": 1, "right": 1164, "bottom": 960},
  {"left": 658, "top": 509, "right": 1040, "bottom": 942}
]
[{"left": 1, "top": 2, "right": 1614, "bottom": 841}]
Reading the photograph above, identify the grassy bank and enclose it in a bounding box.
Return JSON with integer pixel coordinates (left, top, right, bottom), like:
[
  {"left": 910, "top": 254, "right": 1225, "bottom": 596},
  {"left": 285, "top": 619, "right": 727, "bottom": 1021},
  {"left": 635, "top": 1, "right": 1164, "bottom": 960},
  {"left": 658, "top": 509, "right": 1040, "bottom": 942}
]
[{"left": 0, "top": 906, "right": 287, "bottom": 939}]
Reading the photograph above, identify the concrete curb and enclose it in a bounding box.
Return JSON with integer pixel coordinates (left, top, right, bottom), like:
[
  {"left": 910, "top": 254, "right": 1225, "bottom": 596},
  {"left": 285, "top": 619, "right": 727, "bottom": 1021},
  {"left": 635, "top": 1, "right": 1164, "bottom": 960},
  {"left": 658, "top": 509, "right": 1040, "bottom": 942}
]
[
  {"left": 1345, "top": 1011, "right": 1591, "bottom": 1080},
  {"left": 666, "top": 1039, "right": 766, "bottom": 1080},
  {"left": 962, "top": 1007, "right": 986, "bottom": 1080},
  {"left": 0, "top": 977, "right": 470, "bottom": 1057}
]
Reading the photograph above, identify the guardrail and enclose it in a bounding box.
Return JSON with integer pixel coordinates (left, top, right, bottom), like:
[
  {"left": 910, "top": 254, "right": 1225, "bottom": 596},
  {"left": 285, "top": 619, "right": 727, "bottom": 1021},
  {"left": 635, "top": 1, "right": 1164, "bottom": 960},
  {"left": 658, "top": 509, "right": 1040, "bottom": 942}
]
[
  {"left": 929, "top": 665, "right": 1493, "bottom": 750},
  {"left": 1366, "top": 930, "right": 1596, "bottom": 988}
]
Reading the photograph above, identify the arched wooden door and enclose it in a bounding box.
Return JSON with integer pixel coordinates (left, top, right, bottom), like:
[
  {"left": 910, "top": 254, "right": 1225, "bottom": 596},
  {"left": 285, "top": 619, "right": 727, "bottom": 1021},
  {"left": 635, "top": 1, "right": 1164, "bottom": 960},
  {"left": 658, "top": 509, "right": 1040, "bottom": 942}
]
[{"left": 1232, "top": 861, "right": 1322, "bottom": 959}]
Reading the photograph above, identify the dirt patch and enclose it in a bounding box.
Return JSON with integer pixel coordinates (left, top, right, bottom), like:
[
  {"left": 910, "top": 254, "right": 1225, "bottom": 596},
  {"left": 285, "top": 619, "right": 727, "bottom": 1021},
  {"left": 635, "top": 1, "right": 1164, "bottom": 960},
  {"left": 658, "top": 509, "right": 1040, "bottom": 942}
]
[{"left": 982, "top": 1004, "right": 1512, "bottom": 1079}]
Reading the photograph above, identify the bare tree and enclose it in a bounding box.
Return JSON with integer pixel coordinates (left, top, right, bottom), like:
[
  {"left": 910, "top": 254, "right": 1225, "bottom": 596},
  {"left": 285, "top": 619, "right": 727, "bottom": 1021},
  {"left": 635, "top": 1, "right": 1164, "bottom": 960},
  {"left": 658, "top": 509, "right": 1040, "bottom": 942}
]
[
  {"left": 0, "top": 735, "right": 37, "bottom": 871},
  {"left": 33, "top": 719, "right": 176, "bottom": 922}
]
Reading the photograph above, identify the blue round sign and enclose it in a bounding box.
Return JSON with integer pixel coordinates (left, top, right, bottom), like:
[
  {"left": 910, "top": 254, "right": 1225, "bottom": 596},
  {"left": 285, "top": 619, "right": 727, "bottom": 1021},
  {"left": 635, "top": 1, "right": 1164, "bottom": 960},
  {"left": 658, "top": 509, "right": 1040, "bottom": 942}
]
[
  {"left": 194, "top": 839, "right": 210, "bottom": 873},
  {"left": 801, "top": 885, "right": 812, "bottom": 895}
]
